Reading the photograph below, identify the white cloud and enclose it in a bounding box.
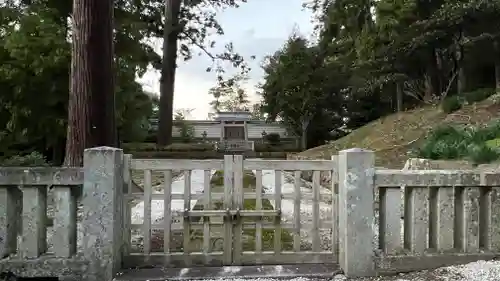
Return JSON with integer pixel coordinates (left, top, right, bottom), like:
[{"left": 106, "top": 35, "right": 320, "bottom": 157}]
[{"left": 137, "top": 0, "right": 314, "bottom": 120}]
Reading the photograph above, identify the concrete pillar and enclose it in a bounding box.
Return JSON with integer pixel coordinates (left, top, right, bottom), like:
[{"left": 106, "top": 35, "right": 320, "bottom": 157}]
[
  {"left": 82, "top": 147, "right": 124, "bottom": 281},
  {"left": 338, "top": 148, "right": 376, "bottom": 277}
]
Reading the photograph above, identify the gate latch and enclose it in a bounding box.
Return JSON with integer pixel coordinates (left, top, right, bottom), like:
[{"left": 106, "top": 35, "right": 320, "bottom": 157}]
[{"left": 232, "top": 208, "right": 241, "bottom": 222}]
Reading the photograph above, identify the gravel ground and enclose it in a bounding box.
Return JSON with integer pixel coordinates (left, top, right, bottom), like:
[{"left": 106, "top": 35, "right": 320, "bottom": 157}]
[{"left": 174, "top": 260, "right": 500, "bottom": 281}]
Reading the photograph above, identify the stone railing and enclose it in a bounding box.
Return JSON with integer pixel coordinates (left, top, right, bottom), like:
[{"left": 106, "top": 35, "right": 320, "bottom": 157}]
[{"left": 0, "top": 147, "right": 124, "bottom": 281}]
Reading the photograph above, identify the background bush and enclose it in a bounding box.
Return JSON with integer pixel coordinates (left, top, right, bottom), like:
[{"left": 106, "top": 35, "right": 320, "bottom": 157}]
[
  {"left": 441, "top": 96, "right": 463, "bottom": 113},
  {"left": 417, "top": 120, "right": 500, "bottom": 164},
  {"left": 0, "top": 151, "right": 50, "bottom": 166}
]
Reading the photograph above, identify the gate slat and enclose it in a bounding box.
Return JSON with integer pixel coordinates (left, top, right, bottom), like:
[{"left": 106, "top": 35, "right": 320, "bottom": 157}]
[
  {"left": 274, "top": 170, "right": 283, "bottom": 254},
  {"left": 312, "top": 171, "right": 321, "bottom": 261},
  {"left": 223, "top": 155, "right": 233, "bottom": 264},
  {"left": 183, "top": 170, "right": 192, "bottom": 266},
  {"left": 255, "top": 170, "right": 263, "bottom": 262},
  {"left": 143, "top": 170, "right": 152, "bottom": 261},
  {"left": 293, "top": 171, "right": 301, "bottom": 252},
  {"left": 233, "top": 155, "right": 244, "bottom": 264},
  {"left": 202, "top": 169, "right": 211, "bottom": 264},
  {"left": 163, "top": 170, "right": 172, "bottom": 266}
]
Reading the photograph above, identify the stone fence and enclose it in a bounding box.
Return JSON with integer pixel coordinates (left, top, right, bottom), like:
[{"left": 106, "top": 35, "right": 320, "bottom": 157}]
[
  {"left": 340, "top": 148, "right": 500, "bottom": 277},
  {"left": 0, "top": 147, "right": 124, "bottom": 281},
  {"left": 2, "top": 147, "right": 500, "bottom": 279}
]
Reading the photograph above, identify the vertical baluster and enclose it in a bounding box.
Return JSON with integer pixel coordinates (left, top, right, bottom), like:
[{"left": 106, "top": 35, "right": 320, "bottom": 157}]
[
  {"left": 0, "top": 186, "right": 21, "bottom": 257},
  {"left": 379, "top": 186, "right": 402, "bottom": 254},
  {"left": 163, "top": 170, "right": 172, "bottom": 266},
  {"left": 143, "top": 170, "right": 152, "bottom": 262},
  {"left": 53, "top": 185, "right": 77, "bottom": 257},
  {"left": 21, "top": 185, "right": 48, "bottom": 258},
  {"left": 274, "top": 170, "right": 282, "bottom": 255},
  {"left": 293, "top": 171, "right": 301, "bottom": 252},
  {"left": 183, "top": 170, "right": 192, "bottom": 266}
]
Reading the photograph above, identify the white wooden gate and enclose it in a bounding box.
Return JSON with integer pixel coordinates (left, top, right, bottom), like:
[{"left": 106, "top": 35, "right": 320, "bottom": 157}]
[{"left": 121, "top": 154, "right": 338, "bottom": 268}]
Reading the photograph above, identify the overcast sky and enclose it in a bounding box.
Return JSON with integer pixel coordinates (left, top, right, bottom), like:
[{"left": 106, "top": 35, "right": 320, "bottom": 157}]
[{"left": 138, "top": 0, "right": 314, "bottom": 119}]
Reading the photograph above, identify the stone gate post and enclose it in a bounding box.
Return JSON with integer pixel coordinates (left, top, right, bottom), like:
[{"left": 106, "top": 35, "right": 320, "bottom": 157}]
[
  {"left": 81, "top": 147, "right": 124, "bottom": 281},
  {"left": 338, "top": 148, "right": 376, "bottom": 277}
]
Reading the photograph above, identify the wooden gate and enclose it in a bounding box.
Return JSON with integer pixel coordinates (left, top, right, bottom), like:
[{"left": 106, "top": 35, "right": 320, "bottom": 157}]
[{"left": 121, "top": 155, "right": 338, "bottom": 268}]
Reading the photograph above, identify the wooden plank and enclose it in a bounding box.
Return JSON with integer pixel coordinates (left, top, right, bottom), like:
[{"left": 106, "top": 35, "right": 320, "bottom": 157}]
[
  {"left": 274, "top": 170, "right": 282, "bottom": 255},
  {"left": 255, "top": 170, "right": 263, "bottom": 262},
  {"left": 123, "top": 154, "right": 132, "bottom": 257},
  {"left": 232, "top": 155, "right": 244, "bottom": 265},
  {"left": 0, "top": 167, "right": 83, "bottom": 185},
  {"left": 375, "top": 170, "right": 481, "bottom": 187},
  {"left": 293, "top": 171, "right": 301, "bottom": 252},
  {"left": 244, "top": 159, "right": 334, "bottom": 171},
  {"left": 131, "top": 159, "right": 223, "bottom": 170},
  {"left": 331, "top": 155, "right": 338, "bottom": 256},
  {"left": 53, "top": 186, "right": 77, "bottom": 257},
  {"left": 131, "top": 221, "right": 334, "bottom": 231},
  {"left": 163, "top": 170, "right": 173, "bottom": 266},
  {"left": 143, "top": 170, "right": 152, "bottom": 259},
  {"left": 379, "top": 187, "right": 402, "bottom": 255},
  {"left": 312, "top": 171, "right": 321, "bottom": 261},
  {"left": 21, "top": 186, "right": 47, "bottom": 258},
  {"left": 125, "top": 192, "right": 333, "bottom": 202},
  {"left": 183, "top": 170, "right": 192, "bottom": 266},
  {"left": 223, "top": 155, "right": 233, "bottom": 264},
  {"left": 202, "top": 169, "right": 211, "bottom": 264}
]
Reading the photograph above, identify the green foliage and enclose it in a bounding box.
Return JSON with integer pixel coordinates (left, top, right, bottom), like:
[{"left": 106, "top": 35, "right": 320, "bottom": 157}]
[
  {"left": 417, "top": 121, "right": 500, "bottom": 164},
  {"left": 174, "top": 109, "right": 195, "bottom": 143},
  {"left": 0, "top": 152, "right": 49, "bottom": 166},
  {"left": 263, "top": 133, "right": 281, "bottom": 145},
  {"left": 254, "top": 142, "right": 299, "bottom": 152},
  {"left": 463, "top": 88, "right": 495, "bottom": 104},
  {"left": 122, "top": 142, "right": 214, "bottom": 152},
  {"left": 441, "top": 96, "right": 464, "bottom": 113}
]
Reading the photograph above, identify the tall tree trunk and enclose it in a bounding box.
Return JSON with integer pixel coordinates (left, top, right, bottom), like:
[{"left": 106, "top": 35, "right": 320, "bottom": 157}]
[
  {"left": 300, "top": 118, "right": 309, "bottom": 150},
  {"left": 456, "top": 31, "right": 466, "bottom": 96},
  {"left": 494, "top": 40, "right": 500, "bottom": 94},
  {"left": 157, "top": 0, "right": 181, "bottom": 146},
  {"left": 396, "top": 82, "right": 403, "bottom": 112},
  {"left": 64, "top": 0, "right": 116, "bottom": 166}
]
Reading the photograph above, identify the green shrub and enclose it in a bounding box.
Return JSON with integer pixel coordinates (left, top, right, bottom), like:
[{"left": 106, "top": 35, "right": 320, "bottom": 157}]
[
  {"left": 263, "top": 133, "right": 281, "bottom": 145},
  {"left": 165, "top": 143, "right": 213, "bottom": 152},
  {"left": 417, "top": 125, "right": 475, "bottom": 160},
  {"left": 123, "top": 142, "right": 214, "bottom": 152},
  {"left": 254, "top": 143, "right": 300, "bottom": 152},
  {"left": 0, "top": 152, "right": 49, "bottom": 166},
  {"left": 467, "top": 143, "right": 500, "bottom": 164},
  {"left": 463, "top": 88, "right": 495, "bottom": 104},
  {"left": 122, "top": 142, "right": 158, "bottom": 152},
  {"left": 418, "top": 121, "right": 500, "bottom": 164},
  {"left": 441, "top": 95, "right": 463, "bottom": 113}
]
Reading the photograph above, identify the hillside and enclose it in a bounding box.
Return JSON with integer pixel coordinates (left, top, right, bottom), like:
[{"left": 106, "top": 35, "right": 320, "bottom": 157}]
[{"left": 298, "top": 97, "right": 500, "bottom": 168}]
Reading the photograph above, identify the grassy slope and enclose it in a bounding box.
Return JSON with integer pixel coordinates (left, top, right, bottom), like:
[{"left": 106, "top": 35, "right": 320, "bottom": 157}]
[{"left": 299, "top": 98, "right": 500, "bottom": 168}]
